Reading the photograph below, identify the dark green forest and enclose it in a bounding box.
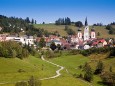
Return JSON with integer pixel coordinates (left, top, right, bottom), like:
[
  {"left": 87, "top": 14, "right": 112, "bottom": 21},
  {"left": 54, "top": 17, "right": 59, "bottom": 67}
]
[{"left": 0, "top": 15, "right": 52, "bottom": 37}]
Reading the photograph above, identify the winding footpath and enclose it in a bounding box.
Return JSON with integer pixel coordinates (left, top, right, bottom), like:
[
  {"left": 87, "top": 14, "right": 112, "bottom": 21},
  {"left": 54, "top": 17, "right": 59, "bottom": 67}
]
[
  {"left": 0, "top": 56, "right": 92, "bottom": 86},
  {"left": 0, "top": 56, "right": 64, "bottom": 85},
  {"left": 40, "top": 55, "right": 64, "bottom": 80}
]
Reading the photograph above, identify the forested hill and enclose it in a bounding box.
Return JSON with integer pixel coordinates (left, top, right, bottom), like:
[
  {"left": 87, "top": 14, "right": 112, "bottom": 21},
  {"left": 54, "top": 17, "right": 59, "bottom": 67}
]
[
  {"left": 0, "top": 14, "right": 115, "bottom": 38},
  {"left": 0, "top": 15, "right": 51, "bottom": 37},
  {"left": 34, "top": 24, "right": 115, "bottom": 38}
]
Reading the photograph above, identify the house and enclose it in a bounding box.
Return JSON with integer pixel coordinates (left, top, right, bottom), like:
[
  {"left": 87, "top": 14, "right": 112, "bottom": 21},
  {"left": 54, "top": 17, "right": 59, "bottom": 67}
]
[
  {"left": 84, "top": 45, "right": 90, "bottom": 49},
  {"left": 46, "top": 40, "right": 62, "bottom": 47},
  {"left": 91, "top": 38, "right": 107, "bottom": 48},
  {"left": 14, "top": 36, "right": 35, "bottom": 46},
  {"left": 0, "top": 34, "right": 7, "bottom": 41}
]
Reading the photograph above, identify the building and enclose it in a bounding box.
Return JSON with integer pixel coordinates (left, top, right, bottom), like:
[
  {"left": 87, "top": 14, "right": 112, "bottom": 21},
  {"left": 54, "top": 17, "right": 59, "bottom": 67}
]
[{"left": 77, "top": 17, "right": 96, "bottom": 41}]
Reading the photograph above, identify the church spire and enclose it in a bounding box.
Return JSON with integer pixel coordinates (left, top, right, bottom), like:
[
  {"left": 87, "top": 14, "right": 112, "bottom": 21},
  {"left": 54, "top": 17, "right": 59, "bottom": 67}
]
[{"left": 85, "top": 17, "right": 88, "bottom": 26}]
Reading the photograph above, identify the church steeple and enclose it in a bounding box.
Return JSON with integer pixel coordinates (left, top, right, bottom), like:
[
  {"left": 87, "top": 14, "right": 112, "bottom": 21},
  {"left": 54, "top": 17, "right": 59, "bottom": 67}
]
[{"left": 85, "top": 17, "right": 88, "bottom": 26}]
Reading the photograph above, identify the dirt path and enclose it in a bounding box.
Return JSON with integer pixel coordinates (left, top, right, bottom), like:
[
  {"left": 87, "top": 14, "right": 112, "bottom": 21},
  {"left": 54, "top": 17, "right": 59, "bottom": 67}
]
[{"left": 40, "top": 55, "right": 64, "bottom": 80}]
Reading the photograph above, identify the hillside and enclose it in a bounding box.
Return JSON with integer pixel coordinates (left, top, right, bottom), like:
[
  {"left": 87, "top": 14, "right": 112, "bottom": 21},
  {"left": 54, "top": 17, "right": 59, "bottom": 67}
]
[
  {"left": 0, "top": 53, "right": 115, "bottom": 86},
  {"left": 0, "top": 56, "right": 58, "bottom": 83},
  {"left": 34, "top": 24, "right": 115, "bottom": 38}
]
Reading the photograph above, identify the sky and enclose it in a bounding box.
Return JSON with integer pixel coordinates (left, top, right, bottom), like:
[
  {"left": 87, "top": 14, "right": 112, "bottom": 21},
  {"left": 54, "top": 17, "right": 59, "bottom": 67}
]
[{"left": 0, "top": 0, "right": 115, "bottom": 25}]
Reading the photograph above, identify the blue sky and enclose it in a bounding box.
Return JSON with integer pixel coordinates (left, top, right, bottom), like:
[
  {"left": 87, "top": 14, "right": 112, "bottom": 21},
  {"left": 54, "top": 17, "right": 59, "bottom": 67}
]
[{"left": 0, "top": 0, "right": 115, "bottom": 25}]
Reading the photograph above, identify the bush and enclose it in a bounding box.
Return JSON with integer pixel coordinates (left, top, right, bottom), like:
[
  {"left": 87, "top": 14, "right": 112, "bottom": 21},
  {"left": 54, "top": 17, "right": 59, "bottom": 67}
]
[
  {"left": 69, "top": 49, "right": 80, "bottom": 55},
  {"left": 28, "top": 76, "right": 41, "bottom": 86},
  {"left": 45, "top": 50, "right": 55, "bottom": 58},
  {"left": 94, "top": 60, "right": 104, "bottom": 75},
  {"left": 18, "top": 69, "right": 26, "bottom": 73},
  {"left": 15, "top": 81, "right": 27, "bottom": 86},
  {"left": 0, "top": 41, "right": 29, "bottom": 59},
  {"left": 83, "top": 63, "right": 93, "bottom": 82},
  {"left": 100, "top": 72, "right": 115, "bottom": 86}
]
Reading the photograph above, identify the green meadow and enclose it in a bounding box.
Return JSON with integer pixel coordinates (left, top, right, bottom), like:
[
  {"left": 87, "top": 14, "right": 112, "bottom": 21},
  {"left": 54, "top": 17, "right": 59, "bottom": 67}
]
[
  {"left": 34, "top": 24, "right": 115, "bottom": 38},
  {"left": 0, "top": 53, "right": 115, "bottom": 86},
  {"left": 0, "top": 56, "right": 58, "bottom": 83}
]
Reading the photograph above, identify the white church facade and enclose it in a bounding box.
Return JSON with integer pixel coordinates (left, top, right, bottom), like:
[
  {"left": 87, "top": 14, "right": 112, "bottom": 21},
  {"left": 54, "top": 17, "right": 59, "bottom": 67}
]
[{"left": 77, "top": 17, "right": 96, "bottom": 41}]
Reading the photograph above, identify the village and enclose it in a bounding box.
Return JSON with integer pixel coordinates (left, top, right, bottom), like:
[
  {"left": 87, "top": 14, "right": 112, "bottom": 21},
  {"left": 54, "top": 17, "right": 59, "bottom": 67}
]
[{"left": 0, "top": 19, "right": 114, "bottom": 50}]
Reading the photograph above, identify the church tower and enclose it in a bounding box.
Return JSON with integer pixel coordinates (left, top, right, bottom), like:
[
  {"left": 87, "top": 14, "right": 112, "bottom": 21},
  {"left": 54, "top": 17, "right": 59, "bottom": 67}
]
[
  {"left": 84, "top": 17, "right": 89, "bottom": 41},
  {"left": 91, "top": 26, "right": 96, "bottom": 39},
  {"left": 77, "top": 28, "right": 82, "bottom": 39}
]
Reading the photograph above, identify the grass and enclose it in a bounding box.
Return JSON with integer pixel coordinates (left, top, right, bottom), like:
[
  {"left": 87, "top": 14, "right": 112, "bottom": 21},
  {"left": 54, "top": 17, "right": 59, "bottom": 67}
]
[
  {"left": 47, "top": 54, "right": 115, "bottom": 86},
  {"left": 89, "top": 53, "right": 115, "bottom": 72},
  {"left": 0, "top": 53, "right": 115, "bottom": 86},
  {"left": 0, "top": 56, "right": 58, "bottom": 83},
  {"left": 34, "top": 24, "right": 115, "bottom": 38},
  {"left": 0, "top": 55, "right": 91, "bottom": 86},
  {"left": 49, "top": 54, "right": 89, "bottom": 75},
  {"left": 42, "top": 55, "right": 91, "bottom": 86}
]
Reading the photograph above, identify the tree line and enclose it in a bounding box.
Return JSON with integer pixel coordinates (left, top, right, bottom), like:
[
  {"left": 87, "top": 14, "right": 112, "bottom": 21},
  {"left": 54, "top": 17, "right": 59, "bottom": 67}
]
[
  {"left": 106, "top": 25, "right": 115, "bottom": 34},
  {"left": 0, "top": 14, "right": 55, "bottom": 37},
  {"left": 55, "top": 17, "right": 71, "bottom": 25},
  {"left": 0, "top": 41, "right": 40, "bottom": 59}
]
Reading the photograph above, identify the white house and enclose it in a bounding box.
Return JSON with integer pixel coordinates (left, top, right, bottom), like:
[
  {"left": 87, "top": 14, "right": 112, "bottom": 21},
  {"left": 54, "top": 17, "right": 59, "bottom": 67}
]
[
  {"left": 84, "top": 45, "right": 90, "bottom": 49},
  {"left": 14, "top": 37, "right": 35, "bottom": 46}
]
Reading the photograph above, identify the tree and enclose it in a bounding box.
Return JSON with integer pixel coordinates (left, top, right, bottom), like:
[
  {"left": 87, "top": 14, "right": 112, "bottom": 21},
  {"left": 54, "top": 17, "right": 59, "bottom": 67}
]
[
  {"left": 64, "top": 25, "right": 69, "bottom": 31},
  {"left": 57, "top": 44, "right": 61, "bottom": 50},
  {"left": 55, "top": 17, "right": 71, "bottom": 25},
  {"left": 97, "top": 32, "right": 100, "bottom": 36},
  {"left": 42, "top": 22, "right": 45, "bottom": 24},
  {"left": 65, "top": 17, "right": 71, "bottom": 25},
  {"left": 22, "top": 48, "right": 29, "bottom": 58},
  {"left": 50, "top": 42, "right": 57, "bottom": 51},
  {"left": 109, "top": 66, "right": 112, "bottom": 72},
  {"left": 31, "top": 19, "right": 34, "bottom": 24},
  {"left": 39, "top": 38, "right": 46, "bottom": 48},
  {"left": 100, "top": 72, "right": 115, "bottom": 86},
  {"left": 25, "top": 17, "right": 30, "bottom": 23},
  {"left": 35, "top": 20, "right": 37, "bottom": 24},
  {"left": 83, "top": 63, "right": 93, "bottom": 82},
  {"left": 75, "top": 21, "right": 83, "bottom": 27},
  {"left": 28, "top": 76, "right": 41, "bottom": 86},
  {"left": 66, "top": 28, "right": 75, "bottom": 35},
  {"left": 94, "top": 60, "right": 104, "bottom": 74}
]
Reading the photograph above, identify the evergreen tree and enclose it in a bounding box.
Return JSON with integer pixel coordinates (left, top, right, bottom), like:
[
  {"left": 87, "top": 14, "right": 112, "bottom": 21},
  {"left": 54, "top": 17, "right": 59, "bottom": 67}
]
[
  {"left": 75, "top": 21, "right": 83, "bottom": 27},
  {"left": 97, "top": 32, "right": 100, "bottom": 36},
  {"left": 39, "top": 38, "right": 46, "bottom": 48},
  {"left": 83, "top": 63, "right": 93, "bottom": 82},
  {"left": 50, "top": 42, "right": 57, "bottom": 51},
  {"left": 25, "top": 17, "right": 30, "bottom": 23},
  {"left": 28, "top": 76, "right": 41, "bottom": 86},
  {"left": 31, "top": 19, "right": 34, "bottom": 24},
  {"left": 94, "top": 60, "right": 104, "bottom": 74},
  {"left": 35, "top": 20, "right": 37, "bottom": 24}
]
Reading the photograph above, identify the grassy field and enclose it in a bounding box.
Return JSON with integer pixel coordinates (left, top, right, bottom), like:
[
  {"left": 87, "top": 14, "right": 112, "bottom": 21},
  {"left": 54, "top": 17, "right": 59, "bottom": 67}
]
[
  {"left": 41, "top": 55, "right": 91, "bottom": 86},
  {"left": 47, "top": 54, "right": 115, "bottom": 86},
  {"left": 0, "top": 55, "right": 91, "bottom": 86},
  {"left": 48, "top": 55, "right": 100, "bottom": 86},
  {"left": 89, "top": 54, "right": 115, "bottom": 72},
  {"left": 0, "top": 56, "right": 58, "bottom": 83},
  {"left": 0, "top": 53, "right": 115, "bottom": 86},
  {"left": 34, "top": 24, "right": 115, "bottom": 38}
]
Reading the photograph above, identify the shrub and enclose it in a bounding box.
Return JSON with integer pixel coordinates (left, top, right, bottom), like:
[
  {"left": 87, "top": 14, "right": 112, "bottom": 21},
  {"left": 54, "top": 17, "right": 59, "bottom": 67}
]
[
  {"left": 69, "top": 49, "right": 80, "bottom": 55},
  {"left": 100, "top": 72, "right": 115, "bottom": 86},
  {"left": 28, "top": 76, "right": 41, "bottom": 86},
  {"left": 18, "top": 69, "right": 26, "bottom": 73},
  {"left": 15, "top": 81, "right": 27, "bottom": 86},
  {"left": 94, "top": 60, "right": 104, "bottom": 75},
  {"left": 83, "top": 63, "right": 93, "bottom": 82},
  {"left": 45, "top": 50, "right": 55, "bottom": 58}
]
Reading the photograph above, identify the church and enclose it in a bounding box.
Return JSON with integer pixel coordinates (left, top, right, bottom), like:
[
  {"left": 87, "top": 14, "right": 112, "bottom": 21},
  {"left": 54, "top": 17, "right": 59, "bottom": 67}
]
[{"left": 77, "top": 17, "right": 96, "bottom": 41}]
